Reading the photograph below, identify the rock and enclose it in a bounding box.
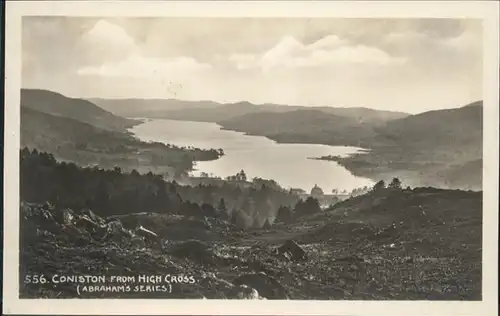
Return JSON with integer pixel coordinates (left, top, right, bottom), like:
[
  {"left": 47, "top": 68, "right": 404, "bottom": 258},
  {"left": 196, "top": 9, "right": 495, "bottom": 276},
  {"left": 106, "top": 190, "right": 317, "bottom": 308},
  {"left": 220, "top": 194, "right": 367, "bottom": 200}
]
[
  {"left": 102, "top": 220, "right": 135, "bottom": 246},
  {"left": 129, "top": 235, "right": 147, "bottom": 248},
  {"left": 134, "top": 225, "right": 162, "bottom": 249},
  {"left": 80, "top": 209, "right": 106, "bottom": 226},
  {"left": 229, "top": 284, "right": 261, "bottom": 300},
  {"left": 277, "top": 240, "right": 307, "bottom": 261},
  {"left": 60, "top": 208, "right": 77, "bottom": 226},
  {"left": 233, "top": 273, "right": 288, "bottom": 299},
  {"left": 199, "top": 273, "right": 235, "bottom": 299},
  {"left": 74, "top": 215, "right": 107, "bottom": 240},
  {"left": 21, "top": 202, "right": 62, "bottom": 236}
]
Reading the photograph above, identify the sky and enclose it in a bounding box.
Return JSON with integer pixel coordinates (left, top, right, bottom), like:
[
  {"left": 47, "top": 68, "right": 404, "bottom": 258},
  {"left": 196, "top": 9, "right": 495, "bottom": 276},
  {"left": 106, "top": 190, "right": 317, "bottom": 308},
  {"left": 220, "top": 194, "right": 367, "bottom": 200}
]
[{"left": 22, "top": 17, "right": 483, "bottom": 113}]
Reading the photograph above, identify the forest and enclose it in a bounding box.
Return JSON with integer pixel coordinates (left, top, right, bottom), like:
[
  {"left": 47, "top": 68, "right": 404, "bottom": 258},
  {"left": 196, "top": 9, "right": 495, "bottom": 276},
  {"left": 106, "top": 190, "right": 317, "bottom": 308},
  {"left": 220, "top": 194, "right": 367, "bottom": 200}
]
[{"left": 20, "top": 148, "right": 323, "bottom": 229}]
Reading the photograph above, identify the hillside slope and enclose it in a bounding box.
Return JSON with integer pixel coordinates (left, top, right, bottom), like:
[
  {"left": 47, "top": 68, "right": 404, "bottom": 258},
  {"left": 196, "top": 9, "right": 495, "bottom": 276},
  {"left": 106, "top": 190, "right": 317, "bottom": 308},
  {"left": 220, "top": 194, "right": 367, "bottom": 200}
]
[
  {"left": 219, "top": 109, "right": 379, "bottom": 147},
  {"left": 375, "top": 102, "right": 482, "bottom": 150},
  {"left": 20, "top": 186, "right": 482, "bottom": 300},
  {"left": 329, "top": 101, "right": 483, "bottom": 190},
  {"left": 21, "top": 89, "right": 139, "bottom": 131},
  {"left": 21, "top": 107, "right": 221, "bottom": 174}
]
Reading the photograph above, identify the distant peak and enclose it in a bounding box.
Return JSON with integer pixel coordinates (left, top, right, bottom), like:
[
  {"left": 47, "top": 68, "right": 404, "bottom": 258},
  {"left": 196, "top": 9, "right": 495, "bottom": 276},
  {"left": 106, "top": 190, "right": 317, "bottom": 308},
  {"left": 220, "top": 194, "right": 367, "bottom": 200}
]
[{"left": 231, "top": 101, "right": 255, "bottom": 107}]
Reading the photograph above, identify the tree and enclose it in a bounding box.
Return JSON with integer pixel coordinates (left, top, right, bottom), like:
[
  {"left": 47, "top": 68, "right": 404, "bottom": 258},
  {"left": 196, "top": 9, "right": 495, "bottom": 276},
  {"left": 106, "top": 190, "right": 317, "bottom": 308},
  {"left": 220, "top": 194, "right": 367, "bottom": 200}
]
[
  {"left": 218, "top": 198, "right": 227, "bottom": 213},
  {"left": 230, "top": 209, "right": 239, "bottom": 226},
  {"left": 238, "top": 170, "right": 247, "bottom": 182},
  {"left": 217, "top": 198, "right": 229, "bottom": 220},
  {"left": 388, "top": 177, "right": 402, "bottom": 189},
  {"left": 201, "top": 203, "right": 218, "bottom": 218},
  {"left": 130, "top": 169, "right": 140, "bottom": 177},
  {"left": 372, "top": 180, "right": 386, "bottom": 192},
  {"left": 262, "top": 218, "right": 272, "bottom": 229},
  {"left": 294, "top": 197, "right": 321, "bottom": 217},
  {"left": 276, "top": 205, "right": 293, "bottom": 223}
]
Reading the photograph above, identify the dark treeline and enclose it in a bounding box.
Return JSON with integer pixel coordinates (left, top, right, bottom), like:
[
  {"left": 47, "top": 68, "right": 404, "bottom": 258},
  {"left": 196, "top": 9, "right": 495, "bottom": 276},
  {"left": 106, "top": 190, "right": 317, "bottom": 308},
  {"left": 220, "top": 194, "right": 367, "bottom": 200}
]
[{"left": 20, "top": 148, "right": 321, "bottom": 229}]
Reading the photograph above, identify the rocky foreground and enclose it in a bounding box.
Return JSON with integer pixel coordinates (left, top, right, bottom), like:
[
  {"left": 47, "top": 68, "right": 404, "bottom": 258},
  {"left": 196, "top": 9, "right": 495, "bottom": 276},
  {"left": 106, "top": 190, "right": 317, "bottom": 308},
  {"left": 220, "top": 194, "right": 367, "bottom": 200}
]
[{"left": 20, "top": 188, "right": 482, "bottom": 300}]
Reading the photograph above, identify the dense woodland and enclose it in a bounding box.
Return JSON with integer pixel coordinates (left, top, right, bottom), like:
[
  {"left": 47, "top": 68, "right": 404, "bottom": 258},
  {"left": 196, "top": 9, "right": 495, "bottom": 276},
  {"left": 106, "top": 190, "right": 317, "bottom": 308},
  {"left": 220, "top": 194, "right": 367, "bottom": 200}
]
[{"left": 20, "top": 148, "right": 319, "bottom": 229}]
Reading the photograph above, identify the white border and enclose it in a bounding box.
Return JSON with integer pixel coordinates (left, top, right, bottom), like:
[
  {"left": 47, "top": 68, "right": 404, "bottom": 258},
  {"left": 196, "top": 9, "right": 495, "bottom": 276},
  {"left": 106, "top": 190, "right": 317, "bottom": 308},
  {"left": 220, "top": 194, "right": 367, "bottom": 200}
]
[{"left": 3, "top": 1, "right": 499, "bottom": 315}]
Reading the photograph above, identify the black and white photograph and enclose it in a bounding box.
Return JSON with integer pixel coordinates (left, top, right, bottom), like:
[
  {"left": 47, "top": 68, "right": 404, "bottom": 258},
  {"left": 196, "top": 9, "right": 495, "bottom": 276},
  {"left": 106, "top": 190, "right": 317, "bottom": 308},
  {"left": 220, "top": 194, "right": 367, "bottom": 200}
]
[{"left": 2, "top": 1, "right": 499, "bottom": 315}]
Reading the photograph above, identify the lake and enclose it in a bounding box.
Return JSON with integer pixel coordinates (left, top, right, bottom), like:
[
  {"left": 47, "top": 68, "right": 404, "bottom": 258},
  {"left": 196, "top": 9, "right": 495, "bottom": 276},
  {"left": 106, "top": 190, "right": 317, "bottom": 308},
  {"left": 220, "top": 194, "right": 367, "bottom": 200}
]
[{"left": 129, "top": 119, "right": 373, "bottom": 193}]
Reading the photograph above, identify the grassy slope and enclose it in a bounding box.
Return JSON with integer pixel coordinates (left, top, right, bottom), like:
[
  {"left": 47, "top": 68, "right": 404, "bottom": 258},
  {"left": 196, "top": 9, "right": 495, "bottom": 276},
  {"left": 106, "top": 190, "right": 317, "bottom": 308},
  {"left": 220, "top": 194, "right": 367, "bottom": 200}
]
[
  {"left": 20, "top": 187, "right": 482, "bottom": 300},
  {"left": 21, "top": 107, "right": 217, "bottom": 175},
  {"left": 331, "top": 103, "right": 483, "bottom": 189},
  {"left": 218, "top": 109, "right": 380, "bottom": 147},
  {"left": 22, "top": 89, "right": 140, "bottom": 132}
]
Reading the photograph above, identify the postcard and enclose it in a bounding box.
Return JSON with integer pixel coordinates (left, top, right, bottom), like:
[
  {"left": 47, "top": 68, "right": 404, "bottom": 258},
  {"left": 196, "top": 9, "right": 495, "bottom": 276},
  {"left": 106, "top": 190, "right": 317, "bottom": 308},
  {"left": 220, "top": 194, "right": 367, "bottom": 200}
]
[{"left": 2, "top": 1, "right": 499, "bottom": 315}]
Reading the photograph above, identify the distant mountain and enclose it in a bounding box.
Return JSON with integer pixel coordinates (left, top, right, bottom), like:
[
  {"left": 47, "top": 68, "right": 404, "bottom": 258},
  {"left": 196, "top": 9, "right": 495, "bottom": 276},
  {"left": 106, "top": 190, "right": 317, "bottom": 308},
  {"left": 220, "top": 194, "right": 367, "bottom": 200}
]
[
  {"left": 89, "top": 97, "right": 409, "bottom": 123},
  {"left": 313, "top": 106, "right": 409, "bottom": 123},
  {"left": 330, "top": 101, "right": 483, "bottom": 190},
  {"left": 374, "top": 101, "right": 482, "bottom": 150},
  {"left": 219, "top": 109, "right": 379, "bottom": 147},
  {"left": 21, "top": 89, "right": 139, "bottom": 132},
  {"left": 90, "top": 98, "right": 222, "bottom": 118},
  {"left": 217, "top": 100, "right": 482, "bottom": 189}
]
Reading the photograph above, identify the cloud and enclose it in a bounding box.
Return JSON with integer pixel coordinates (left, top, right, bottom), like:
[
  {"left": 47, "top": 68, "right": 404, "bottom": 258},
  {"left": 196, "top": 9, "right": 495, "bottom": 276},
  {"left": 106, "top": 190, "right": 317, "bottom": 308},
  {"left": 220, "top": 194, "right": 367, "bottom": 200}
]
[
  {"left": 229, "top": 35, "right": 405, "bottom": 71},
  {"left": 383, "top": 25, "right": 482, "bottom": 58},
  {"left": 22, "top": 17, "right": 482, "bottom": 112},
  {"left": 76, "top": 19, "right": 213, "bottom": 82},
  {"left": 229, "top": 35, "right": 406, "bottom": 71},
  {"left": 77, "top": 54, "right": 212, "bottom": 78},
  {"left": 77, "top": 20, "right": 139, "bottom": 64}
]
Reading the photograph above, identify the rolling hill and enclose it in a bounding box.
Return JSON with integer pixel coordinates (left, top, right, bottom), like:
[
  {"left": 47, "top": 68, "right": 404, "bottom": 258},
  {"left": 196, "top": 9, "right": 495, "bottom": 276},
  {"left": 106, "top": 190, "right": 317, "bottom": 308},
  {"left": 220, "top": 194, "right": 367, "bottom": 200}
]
[
  {"left": 21, "top": 89, "right": 139, "bottom": 132},
  {"left": 89, "top": 97, "right": 409, "bottom": 123},
  {"left": 374, "top": 101, "right": 482, "bottom": 150},
  {"left": 218, "top": 109, "right": 379, "bottom": 147},
  {"left": 216, "top": 101, "right": 482, "bottom": 189},
  {"left": 329, "top": 101, "right": 483, "bottom": 190},
  {"left": 21, "top": 107, "right": 220, "bottom": 175}
]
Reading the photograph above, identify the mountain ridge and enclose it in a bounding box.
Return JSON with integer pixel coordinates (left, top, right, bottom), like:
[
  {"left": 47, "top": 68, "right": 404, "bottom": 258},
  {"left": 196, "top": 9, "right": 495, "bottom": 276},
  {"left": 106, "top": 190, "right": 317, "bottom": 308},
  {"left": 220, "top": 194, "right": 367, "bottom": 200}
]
[
  {"left": 21, "top": 89, "right": 140, "bottom": 132},
  {"left": 89, "top": 97, "right": 410, "bottom": 123}
]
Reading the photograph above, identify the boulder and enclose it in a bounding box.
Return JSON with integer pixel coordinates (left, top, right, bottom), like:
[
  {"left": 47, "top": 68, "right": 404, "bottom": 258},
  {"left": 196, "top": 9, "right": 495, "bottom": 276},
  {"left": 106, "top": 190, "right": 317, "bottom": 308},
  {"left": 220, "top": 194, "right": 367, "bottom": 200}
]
[
  {"left": 277, "top": 240, "right": 307, "bottom": 261},
  {"left": 102, "top": 220, "right": 135, "bottom": 246},
  {"left": 74, "top": 215, "right": 107, "bottom": 239},
  {"left": 60, "top": 208, "right": 77, "bottom": 226},
  {"left": 80, "top": 209, "right": 106, "bottom": 227},
  {"left": 233, "top": 273, "right": 288, "bottom": 299},
  {"left": 129, "top": 235, "right": 147, "bottom": 248},
  {"left": 229, "top": 284, "right": 262, "bottom": 300},
  {"left": 21, "top": 202, "right": 62, "bottom": 236},
  {"left": 134, "top": 225, "right": 162, "bottom": 249}
]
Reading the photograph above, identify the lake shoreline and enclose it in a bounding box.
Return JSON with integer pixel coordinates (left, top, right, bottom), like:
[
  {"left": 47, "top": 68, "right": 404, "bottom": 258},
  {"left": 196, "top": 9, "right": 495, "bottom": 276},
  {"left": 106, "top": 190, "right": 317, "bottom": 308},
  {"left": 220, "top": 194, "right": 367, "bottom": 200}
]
[
  {"left": 129, "top": 119, "right": 373, "bottom": 193},
  {"left": 217, "top": 124, "right": 483, "bottom": 191}
]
